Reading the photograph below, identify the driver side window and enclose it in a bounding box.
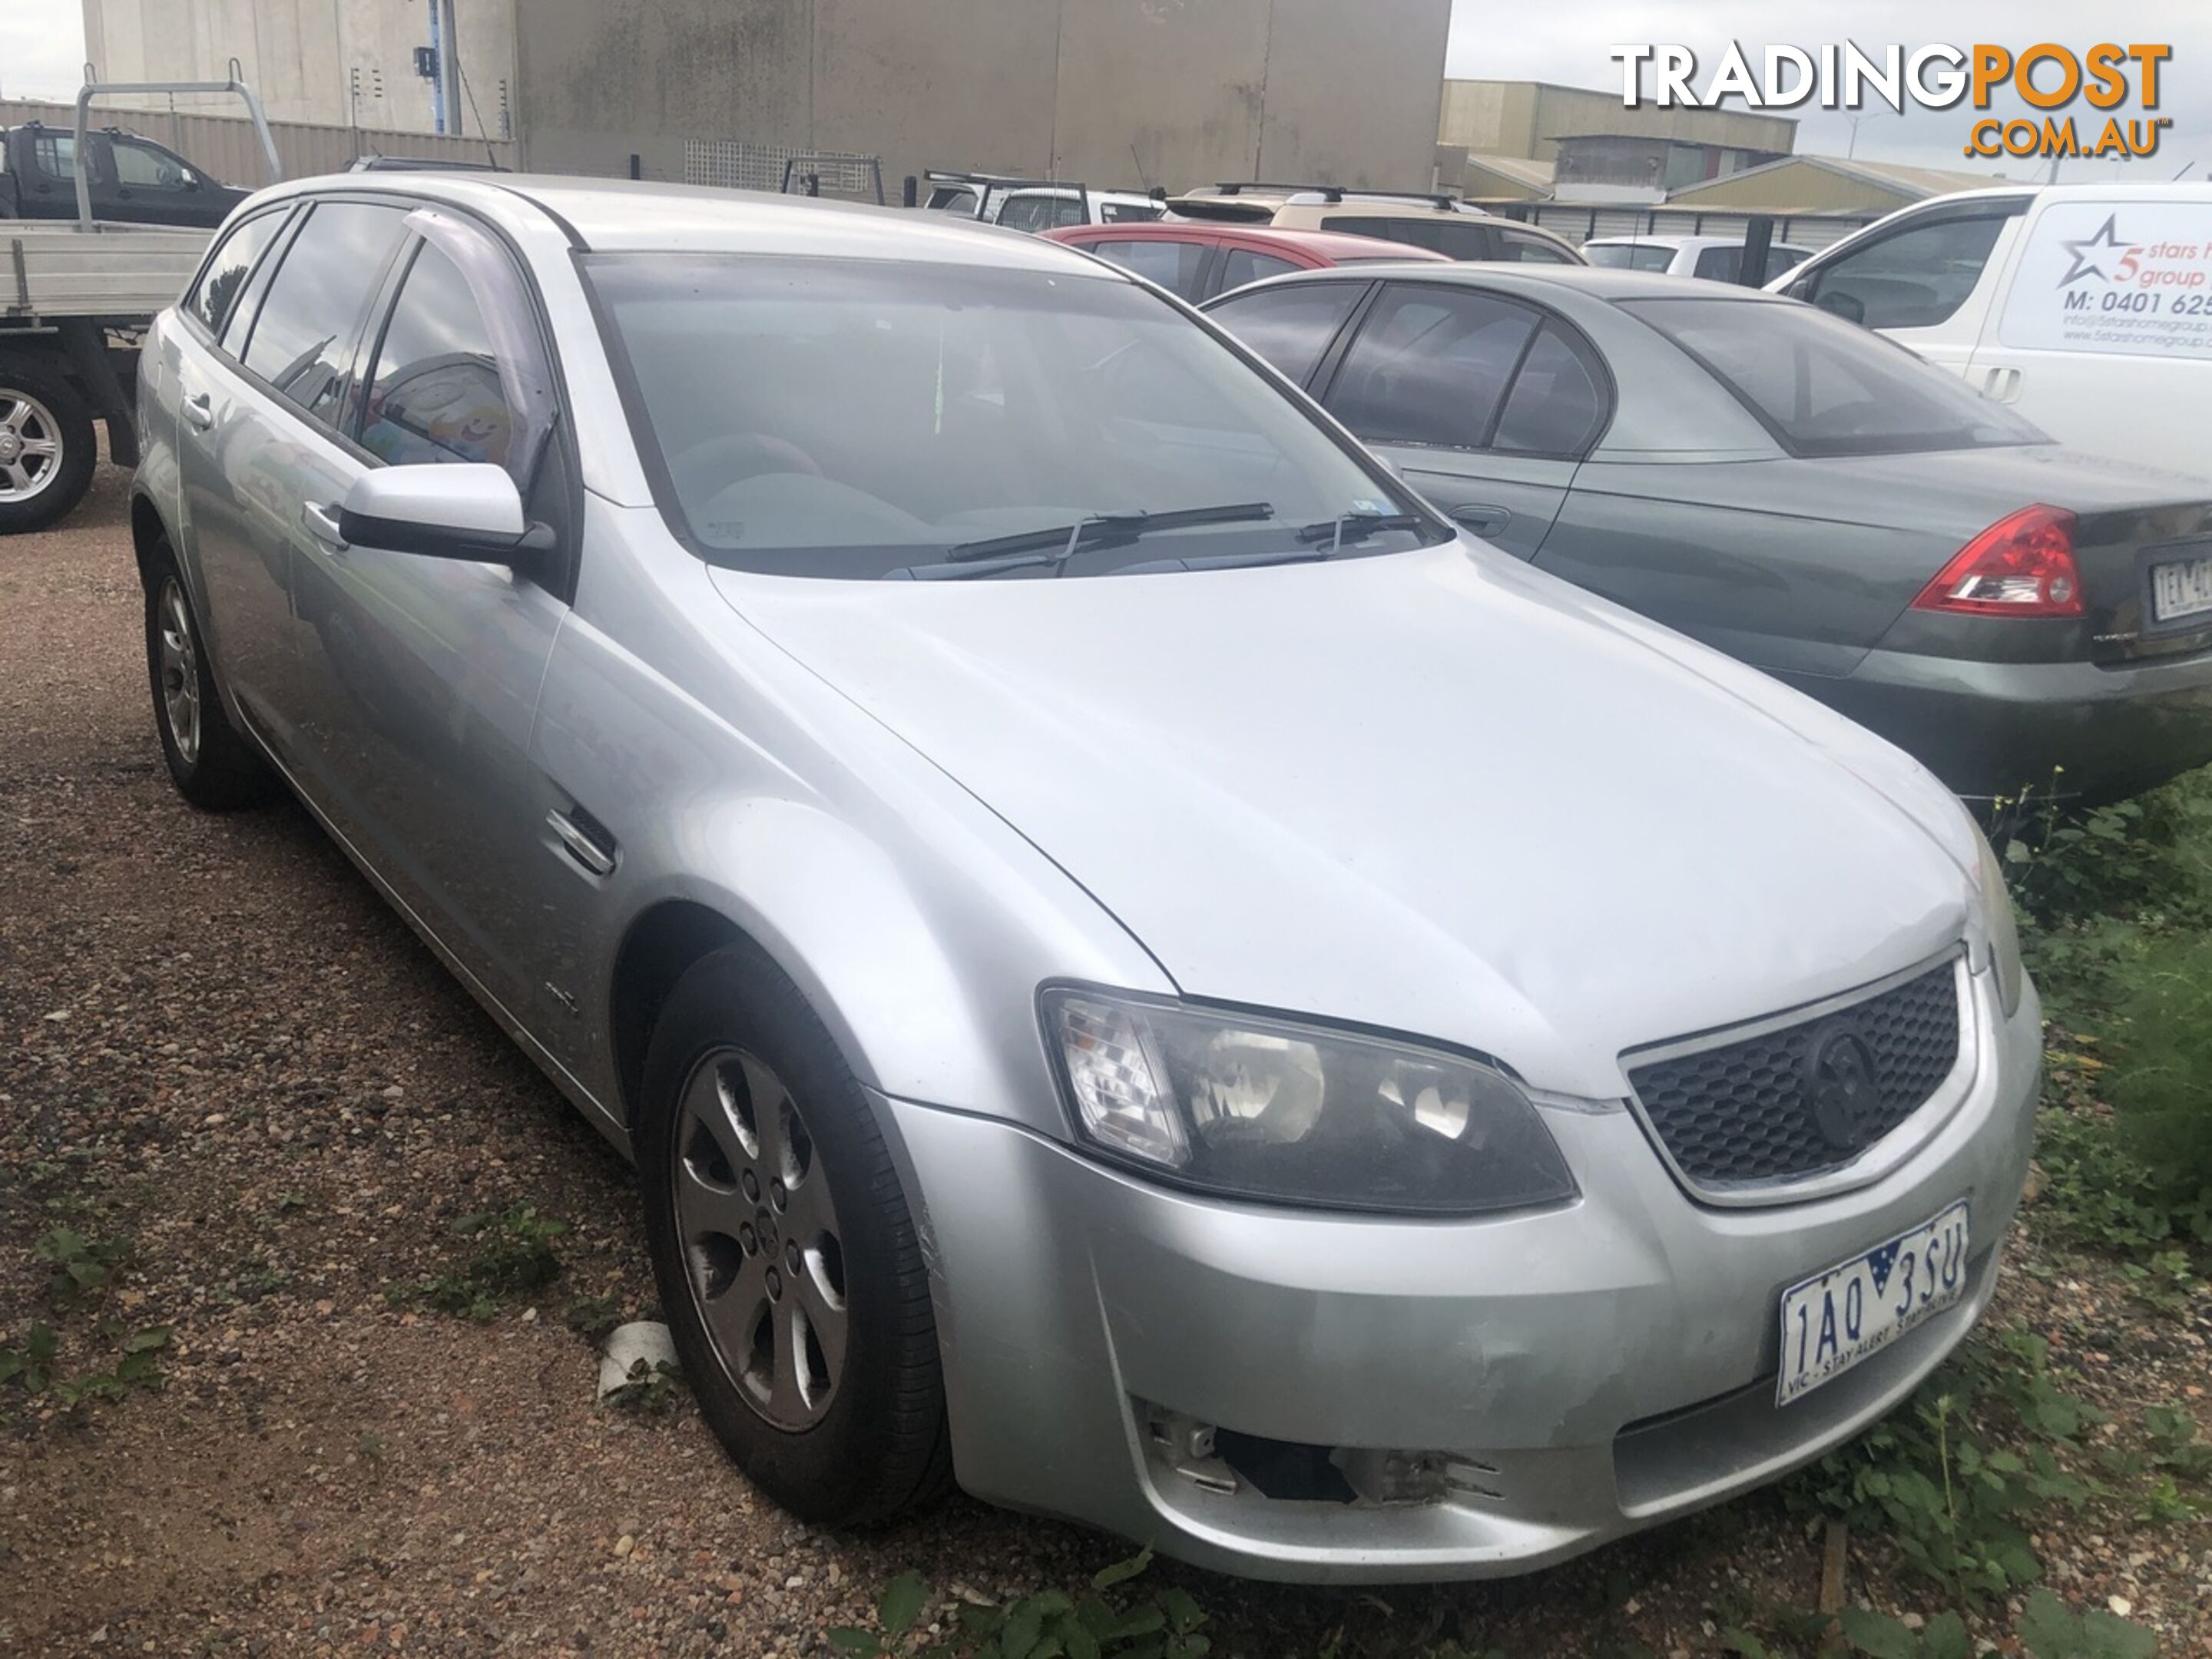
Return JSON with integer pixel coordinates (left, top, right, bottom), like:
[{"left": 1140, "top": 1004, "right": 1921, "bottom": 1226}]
[
  {"left": 111, "top": 137, "right": 196, "bottom": 191},
  {"left": 359, "top": 239, "right": 518, "bottom": 476},
  {"left": 1800, "top": 214, "right": 2010, "bottom": 330}
]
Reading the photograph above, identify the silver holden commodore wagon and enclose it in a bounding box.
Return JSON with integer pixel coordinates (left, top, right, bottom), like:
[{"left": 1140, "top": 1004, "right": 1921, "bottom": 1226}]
[{"left": 133, "top": 175, "right": 2038, "bottom": 1582}]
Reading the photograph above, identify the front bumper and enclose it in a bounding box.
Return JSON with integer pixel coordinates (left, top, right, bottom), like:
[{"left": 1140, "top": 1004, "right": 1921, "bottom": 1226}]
[
  {"left": 1797, "top": 644, "right": 2212, "bottom": 803},
  {"left": 876, "top": 965, "right": 2041, "bottom": 1582}
]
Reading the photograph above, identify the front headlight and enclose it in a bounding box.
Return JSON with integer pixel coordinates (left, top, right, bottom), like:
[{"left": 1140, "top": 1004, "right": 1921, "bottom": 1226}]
[
  {"left": 1041, "top": 988, "right": 1575, "bottom": 1215},
  {"left": 1968, "top": 819, "right": 2025, "bottom": 1018}
]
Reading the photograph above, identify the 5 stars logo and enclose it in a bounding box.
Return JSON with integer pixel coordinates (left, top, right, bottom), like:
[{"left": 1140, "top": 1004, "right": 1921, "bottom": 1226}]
[{"left": 2056, "top": 215, "right": 2134, "bottom": 288}]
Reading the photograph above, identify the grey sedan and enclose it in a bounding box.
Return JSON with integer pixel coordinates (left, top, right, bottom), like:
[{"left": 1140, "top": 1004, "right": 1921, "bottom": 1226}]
[
  {"left": 134, "top": 176, "right": 2036, "bottom": 1581},
  {"left": 1204, "top": 264, "right": 2212, "bottom": 802}
]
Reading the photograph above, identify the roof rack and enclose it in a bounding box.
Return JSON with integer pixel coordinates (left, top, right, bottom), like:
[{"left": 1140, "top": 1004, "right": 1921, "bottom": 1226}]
[
  {"left": 926, "top": 170, "right": 1079, "bottom": 191},
  {"left": 1200, "top": 182, "right": 1467, "bottom": 212}
]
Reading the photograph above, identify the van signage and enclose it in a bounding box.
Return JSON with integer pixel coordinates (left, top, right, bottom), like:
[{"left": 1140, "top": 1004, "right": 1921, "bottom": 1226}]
[{"left": 1998, "top": 203, "right": 2212, "bottom": 360}]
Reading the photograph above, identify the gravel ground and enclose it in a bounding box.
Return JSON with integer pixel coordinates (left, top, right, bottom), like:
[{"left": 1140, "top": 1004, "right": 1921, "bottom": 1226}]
[{"left": 2, "top": 471, "right": 2207, "bottom": 1657}]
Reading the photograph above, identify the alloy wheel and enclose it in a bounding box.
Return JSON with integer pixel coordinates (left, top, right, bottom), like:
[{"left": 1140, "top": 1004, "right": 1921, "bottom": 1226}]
[
  {"left": 157, "top": 579, "right": 202, "bottom": 767},
  {"left": 672, "top": 1046, "right": 849, "bottom": 1430},
  {"left": 0, "top": 389, "right": 64, "bottom": 503}
]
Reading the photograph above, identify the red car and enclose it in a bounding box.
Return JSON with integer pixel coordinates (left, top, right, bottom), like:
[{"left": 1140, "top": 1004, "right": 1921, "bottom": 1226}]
[{"left": 1044, "top": 221, "right": 1449, "bottom": 304}]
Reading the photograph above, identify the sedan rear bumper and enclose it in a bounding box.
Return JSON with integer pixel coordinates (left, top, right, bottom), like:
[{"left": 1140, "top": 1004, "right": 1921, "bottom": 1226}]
[
  {"left": 1799, "top": 645, "right": 2212, "bottom": 803},
  {"left": 875, "top": 968, "right": 2041, "bottom": 1582}
]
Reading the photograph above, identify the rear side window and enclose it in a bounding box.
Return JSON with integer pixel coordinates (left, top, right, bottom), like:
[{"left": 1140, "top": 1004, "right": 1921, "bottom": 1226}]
[
  {"left": 1326, "top": 215, "right": 1495, "bottom": 261},
  {"left": 1496, "top": 230, "right": 1577, "bottom": 266},
  {"left": 1693, "top": 246, "right": 1743, "bottom": 283},
  {"left": 1586, "top": 243, "right": 1675, "bottom": 273},
  {"left": 187, "top": 209, "right": 288, "bottom": 341},
  {"left": 1801, "top": 214, "right": 2008, "bottom": 329},
  {"left": 30, "top": 132, "right": 77, "bottom": 180},
  {"left": 242, "top": 201, "right": 409, "bottom": 428},
  {"left": 1218, "top": 249, "right": 1301, "bottom": 291},
  {"left": 1204, "top": 281, "right": 1365, "bottom": 385},
  {"left": 1624, "top": 295, "right": 2044, "bottom": 456},
  {"left": 1086, "top": 238, "right": 1210, "bottom": 300},
  {"left": 1492, "top": 325, "right": 1606, "bottom": 455},
  {"left": 1325, "top": 284, "right": 1538, "bottom": 449}
]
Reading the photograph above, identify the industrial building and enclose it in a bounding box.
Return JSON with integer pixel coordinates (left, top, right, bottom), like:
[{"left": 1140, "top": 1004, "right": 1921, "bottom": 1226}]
[
  {"left": 77, "top": 0, "right": 1454, "bottom": 197},
  {"left": 81, "top": 0, "right": 518, "bottom": 140}
]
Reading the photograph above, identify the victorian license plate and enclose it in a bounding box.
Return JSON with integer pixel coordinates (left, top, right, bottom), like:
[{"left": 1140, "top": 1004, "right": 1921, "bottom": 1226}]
[
  {"left": 1777, "top": 1201, "right": 1970, "bottom": 1407},
  {"left": 2151, "top": 555, "right": 2212, "bottom": 624}
]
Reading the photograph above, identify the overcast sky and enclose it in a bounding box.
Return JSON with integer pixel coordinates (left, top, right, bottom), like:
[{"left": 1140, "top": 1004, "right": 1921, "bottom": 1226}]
[{"left": 2, "top": 0, "right": 2204, "bottom": 178}]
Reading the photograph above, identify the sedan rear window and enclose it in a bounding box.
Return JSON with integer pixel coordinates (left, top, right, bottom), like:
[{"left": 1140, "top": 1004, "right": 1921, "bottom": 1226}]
[
  {"left": 585, "top": 254, "right": 1432, "bottom": 578},
  {"left": 1621, "top": 296, "right": 2046, "bottom": 457}
]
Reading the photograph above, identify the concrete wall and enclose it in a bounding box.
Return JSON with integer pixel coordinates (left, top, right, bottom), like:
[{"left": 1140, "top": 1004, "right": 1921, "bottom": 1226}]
[
  {"left": 81, "top": 0, "right": 518, "bottom": 140},
  {"left": 516, "top": 0, "right": 1452, "bottom": 193},
  {"left": 1439, "top": 80, "right": 1796, "bottom": 161}
]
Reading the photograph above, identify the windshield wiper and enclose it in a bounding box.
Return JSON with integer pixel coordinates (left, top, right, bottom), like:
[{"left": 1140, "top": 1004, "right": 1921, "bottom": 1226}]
[
  {"left": 1292, "top": 510, "right": 1430, "bottom": 555},
  {"left": 884, "top": 501, "right": 1277, "bottom": 581}
]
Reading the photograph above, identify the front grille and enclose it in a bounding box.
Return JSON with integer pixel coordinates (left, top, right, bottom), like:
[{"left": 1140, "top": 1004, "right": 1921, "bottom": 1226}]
[{"left": 1628, "top": 961, "right": 1961, "bottom": 1190}]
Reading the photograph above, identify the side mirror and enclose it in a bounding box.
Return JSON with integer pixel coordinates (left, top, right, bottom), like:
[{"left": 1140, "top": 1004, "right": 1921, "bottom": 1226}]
[{"left": 336, "top": 463, "right": 548, "bottom": 562}]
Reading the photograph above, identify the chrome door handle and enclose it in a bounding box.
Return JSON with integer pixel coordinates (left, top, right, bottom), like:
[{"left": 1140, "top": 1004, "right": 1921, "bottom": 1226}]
[
  {"left": 181, "top": 392, "right": 214, "bottom": 431},
  {"left": 301, "top": 501, "right": 347, "bottom": 548},
  {"left": 1452, "top": 504, "right": 1512, "bottom": 536},
  {"left": 546, "top": 808, "right": 618, "bottom": 877}
]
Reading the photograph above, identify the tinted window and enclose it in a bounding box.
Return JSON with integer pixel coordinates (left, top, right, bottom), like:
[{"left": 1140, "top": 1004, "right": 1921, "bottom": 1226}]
[
  {"left": 30, "top": 132, "right": 76, "bottom": 180},
  {"left": 1326, "top": 285, "right": 1538, "bottom": 449},
  {"left": 1585, "top": 243, "right": 1675, "bottom": 273},
  {"left": 1099, "top": 201, "right": 1164, "bottom": 224},
  {"left": 1087, "top": 238, "right": 1210, "bottom": 300},
  {"left": 927, "top": 187, "right": 979, "bottom": 216},
  {"left": 1694, "top": 246, "right": 1743, "bottom": 282},
  {"left": 588, "top": 254, "right": 1429, "bottom": 579},
  {"left": 1496, "top": 230, "right": 1577, "bottom": 265},
  {"left": 1699, "top": 245, "right": 1811, "bottom": 284},
  {"left": 1804, "top": 214, "right": 2008, "bottom": 329},
  {"left": 1219, "top": 250, "right": 1301, "bottom": 291},
  {"left": 359, "top": 241, "right": 515, "bottom": 472},
  {"left": 1493, "top": 325, "right": 1605, "bottom": 455},
  {"left": 1326, "top": 216, "right": 1495, "bottom": 261},
  {"left": 188, "top": 210, "right": 287, "bottom": 341},
  {"left": 1204, "top": 281, "right": 1365, "bottom": 385},
  {"left": 998, "top": 194, "right": 1079, "bottom": 233},
  {"left": 242, "top": 202, "right": 408, "bottom": 426},
  {"left": 111, "top": 137, "right": 192, "bottom": 189},
  {"left": 1624, "top": 296, "right": 2044, "bottom": 456}
]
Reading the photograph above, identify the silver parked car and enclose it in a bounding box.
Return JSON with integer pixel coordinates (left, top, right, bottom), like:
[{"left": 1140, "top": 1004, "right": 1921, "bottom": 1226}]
[{"left": 134, "top": 175, "right": 2039, "bottom": 1583}]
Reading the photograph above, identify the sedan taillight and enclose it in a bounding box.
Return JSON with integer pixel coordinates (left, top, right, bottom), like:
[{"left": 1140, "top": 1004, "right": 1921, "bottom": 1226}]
[{"left": 1912, "top": 505, "right": 2083, "bottom": 618}]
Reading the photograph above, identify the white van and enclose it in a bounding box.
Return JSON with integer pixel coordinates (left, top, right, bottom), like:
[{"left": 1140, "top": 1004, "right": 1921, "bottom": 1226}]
[{"left": 1770, "top": 183, "right": 2212, "bottom": 476}]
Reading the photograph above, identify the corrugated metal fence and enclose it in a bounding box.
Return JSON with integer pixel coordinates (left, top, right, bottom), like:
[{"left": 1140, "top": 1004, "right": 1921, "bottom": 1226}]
[{"left": 0, "top": 98, "right": 517, "bottom": 188}]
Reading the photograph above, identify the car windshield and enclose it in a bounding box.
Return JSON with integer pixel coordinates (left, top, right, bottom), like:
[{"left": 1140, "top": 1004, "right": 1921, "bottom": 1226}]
[
  {"left": 584, "top": 253, "right": 1437, "bottom": 578},
  {"left": 1584, "top": 244, "right": 1675, "bottom": 273},
  {"left": 1620, "top": 295, "right": 2048, "bottom": 457}
]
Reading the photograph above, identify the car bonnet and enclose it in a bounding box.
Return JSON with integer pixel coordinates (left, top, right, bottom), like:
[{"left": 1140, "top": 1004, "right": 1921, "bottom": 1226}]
[{"left": 710, "top": 541, "right": 1977, "bottom": 1101}]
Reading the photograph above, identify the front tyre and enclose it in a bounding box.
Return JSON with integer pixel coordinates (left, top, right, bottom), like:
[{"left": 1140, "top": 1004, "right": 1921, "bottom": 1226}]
[
  {"left": 144, "top": 545, "right": 273, "bottom": 810},
  {"left": 638, "top": 943, "right": 952, "bottom": 1525}
]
